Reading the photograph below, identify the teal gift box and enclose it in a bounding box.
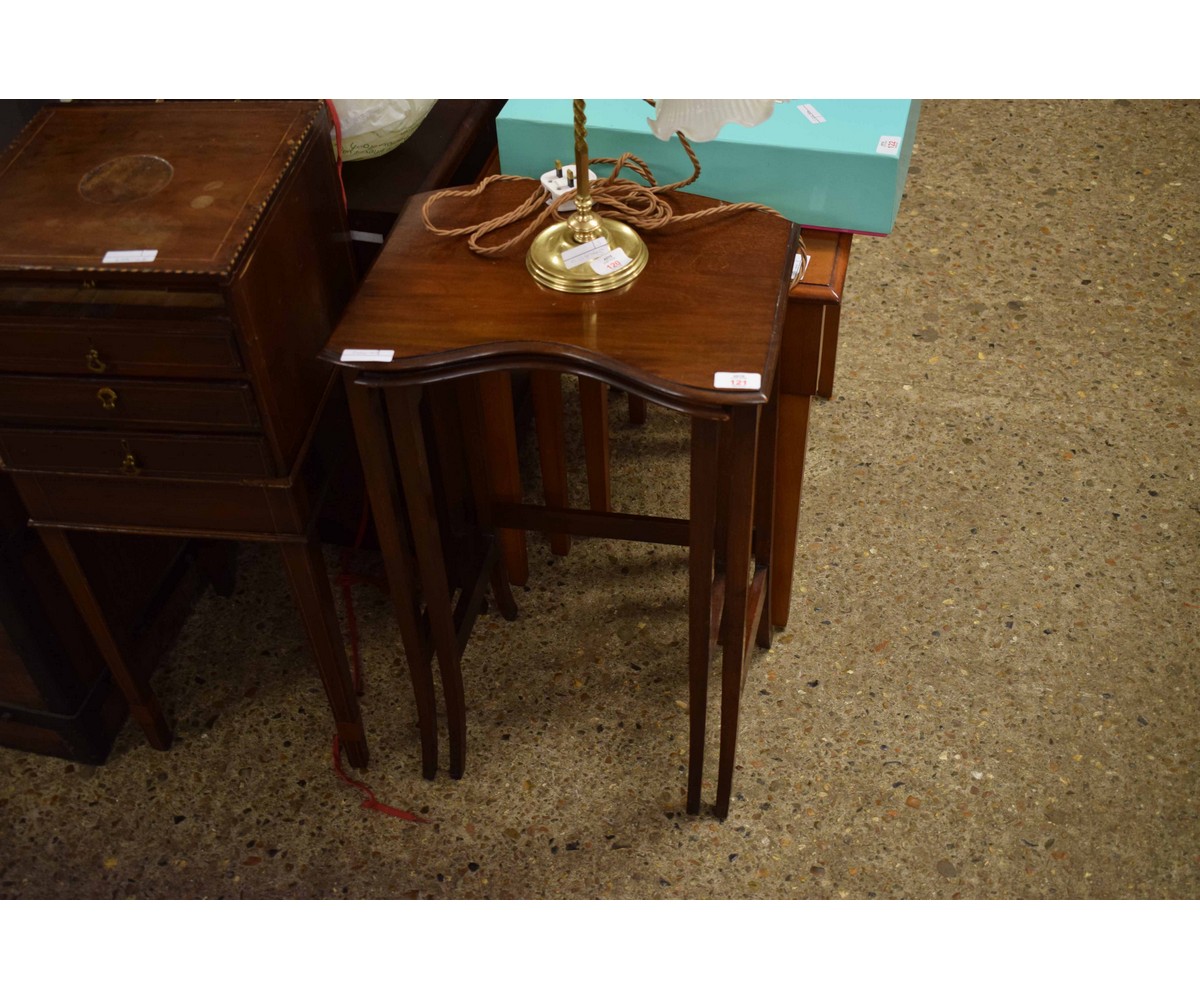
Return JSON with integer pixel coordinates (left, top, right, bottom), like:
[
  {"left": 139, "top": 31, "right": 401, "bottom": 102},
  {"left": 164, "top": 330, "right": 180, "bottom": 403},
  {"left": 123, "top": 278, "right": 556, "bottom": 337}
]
[{"left": 497, "top": 99, "right": 920, "bottom": 236}]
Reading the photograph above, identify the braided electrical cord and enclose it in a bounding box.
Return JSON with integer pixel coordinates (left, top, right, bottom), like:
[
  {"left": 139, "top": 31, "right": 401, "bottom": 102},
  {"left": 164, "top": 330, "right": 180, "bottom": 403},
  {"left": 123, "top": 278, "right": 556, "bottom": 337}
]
[{"left": 421, "top": 122, "right": 805, "bottom": 262}]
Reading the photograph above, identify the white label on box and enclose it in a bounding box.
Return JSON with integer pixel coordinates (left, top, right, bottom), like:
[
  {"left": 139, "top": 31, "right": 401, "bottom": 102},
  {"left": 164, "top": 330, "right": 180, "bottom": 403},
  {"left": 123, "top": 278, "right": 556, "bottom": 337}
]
[
  {"left": 102, "top": 249, "right": 158, "bottom": 263},
  {"left": 792, "top": 252, "right": 812, "bottom": 282},
  {"left": 562, "top": 236, "right": 609, "bottom": 269},
  {"left": 340, "top": 349, "right": 395, "bottom": 362},
  {"left": 876, "top": 135, "right": 902, "bottom": 156},
  {"left": 713, "top": 372, "right": 762, "bottom": 391},
  {"left": 798, "top": 103, "right": 826, "bottom": 124},
  {"left": 590, "top": 247, "right": 631, "bottom": 275}
]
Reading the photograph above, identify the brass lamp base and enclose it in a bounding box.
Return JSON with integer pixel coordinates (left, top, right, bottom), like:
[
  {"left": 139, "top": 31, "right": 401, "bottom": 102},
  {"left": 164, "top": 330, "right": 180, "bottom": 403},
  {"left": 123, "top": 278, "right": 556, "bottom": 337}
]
[{"left": 526, "top": 218, "right": 649, "bottom": 293}]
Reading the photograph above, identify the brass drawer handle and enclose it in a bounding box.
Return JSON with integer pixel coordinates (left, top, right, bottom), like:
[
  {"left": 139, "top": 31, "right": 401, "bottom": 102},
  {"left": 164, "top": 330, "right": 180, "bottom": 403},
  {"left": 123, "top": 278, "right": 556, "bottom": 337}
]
[
  {"left": 97, "top": 387, "right": 118, "bottom": 410},
  {"left": 119, "top": 440, "right": 140, "bottom": 476},
  {"left": 86, "top": 348, "right": 107, "bottom": 374}
]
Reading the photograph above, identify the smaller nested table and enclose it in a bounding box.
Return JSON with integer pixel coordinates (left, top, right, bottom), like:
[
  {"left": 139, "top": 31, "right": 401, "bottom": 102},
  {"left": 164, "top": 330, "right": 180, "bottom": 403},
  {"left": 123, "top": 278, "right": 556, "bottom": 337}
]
[{"left": 324, "top": 178, "right": 798, "bottom": 818}]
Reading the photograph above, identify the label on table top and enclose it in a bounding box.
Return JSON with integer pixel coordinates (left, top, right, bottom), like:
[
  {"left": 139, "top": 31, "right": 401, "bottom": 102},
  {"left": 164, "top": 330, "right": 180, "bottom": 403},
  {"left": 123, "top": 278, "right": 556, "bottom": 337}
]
[
  {"left": 792, "top": 252, "right": 812, "bottom": 283},
  {"left": 562, "top": 236, "right": 609, "bottom": 269},
  {"left": 102, "top": 249, "right": 158, "bottom": 263},
  {"left": 590, "top": 247, "right": 631, "bottom": 275},
  {"left": 340, "top": 348, "right": 395, "bottom": 362},
  {"left": 876, "top": 135, "right": 902, "bottom": 156},
  {"left": 798, "top": 103, "right": 826, "bottom": 124},
  {"left": 713, "top": 372, "right": 762, "bottom": 391}
]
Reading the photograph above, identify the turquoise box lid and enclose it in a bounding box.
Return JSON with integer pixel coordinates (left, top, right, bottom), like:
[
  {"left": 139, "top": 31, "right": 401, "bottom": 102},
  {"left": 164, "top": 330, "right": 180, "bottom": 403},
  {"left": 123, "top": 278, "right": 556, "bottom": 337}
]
[{"left": 498, "top": 99, "right": 920, "bottom": 235}]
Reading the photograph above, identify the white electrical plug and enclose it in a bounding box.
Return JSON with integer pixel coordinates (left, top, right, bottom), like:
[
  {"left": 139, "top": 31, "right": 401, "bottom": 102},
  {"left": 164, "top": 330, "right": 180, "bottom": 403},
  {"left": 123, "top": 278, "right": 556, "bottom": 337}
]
[{"left": 540, "top": 161, "right": 598, "bottom": 212}]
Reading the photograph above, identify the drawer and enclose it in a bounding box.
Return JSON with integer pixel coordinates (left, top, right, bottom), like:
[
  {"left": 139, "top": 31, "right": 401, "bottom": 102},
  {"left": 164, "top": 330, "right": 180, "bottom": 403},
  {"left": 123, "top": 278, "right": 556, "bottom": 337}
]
[
  {"left": 0, "top": 428, "right": 276, "bottom": 479},
  {"left": 0, "top": 374, "right": 261, "bottom": 432},
  {"left": 0, "top": 319, "right": 244, "bottom": 378}
]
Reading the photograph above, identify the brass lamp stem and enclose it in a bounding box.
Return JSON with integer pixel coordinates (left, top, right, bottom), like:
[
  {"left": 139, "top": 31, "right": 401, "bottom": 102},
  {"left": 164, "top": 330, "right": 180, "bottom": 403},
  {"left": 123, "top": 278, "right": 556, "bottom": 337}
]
[
  {"left": 568, "top": 99, "right": 603, "bottom": 244},
  {"left": 574, "top": 99, "right": 589, "bottom": 207}
]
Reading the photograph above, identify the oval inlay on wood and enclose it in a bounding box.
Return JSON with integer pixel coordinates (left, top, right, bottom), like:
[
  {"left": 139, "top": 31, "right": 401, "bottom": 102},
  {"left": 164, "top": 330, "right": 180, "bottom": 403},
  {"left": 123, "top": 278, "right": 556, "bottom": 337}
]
[{"left": 78, "top": 155, "right": 174, "bottom": 204}]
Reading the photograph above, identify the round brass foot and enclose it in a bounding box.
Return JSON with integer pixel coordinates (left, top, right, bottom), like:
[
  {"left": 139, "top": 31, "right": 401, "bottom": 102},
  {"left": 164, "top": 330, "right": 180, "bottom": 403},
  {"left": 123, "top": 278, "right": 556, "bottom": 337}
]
[{"left": 526, "top": 218, "right": 648, "bottom": 293}]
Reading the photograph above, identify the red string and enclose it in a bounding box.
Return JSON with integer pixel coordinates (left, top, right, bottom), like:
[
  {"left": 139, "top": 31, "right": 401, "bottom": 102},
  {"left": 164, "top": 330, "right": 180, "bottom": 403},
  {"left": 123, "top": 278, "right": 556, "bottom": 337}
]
[
  {"left": 330, "top": 478, "right": 426, "bottom": 824},
  {"left": 325, "top": 99, "right": 348, "bottom": 213},
  {"left": 333, "top": 734, "right": 428, "bottom": 823}
]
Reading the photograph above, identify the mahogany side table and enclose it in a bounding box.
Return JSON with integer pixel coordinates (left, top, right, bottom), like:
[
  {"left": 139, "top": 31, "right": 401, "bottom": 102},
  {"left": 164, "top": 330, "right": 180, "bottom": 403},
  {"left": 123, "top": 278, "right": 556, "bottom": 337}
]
[{"left": 325, "top": 178, "right": 798, "bottom": 818}]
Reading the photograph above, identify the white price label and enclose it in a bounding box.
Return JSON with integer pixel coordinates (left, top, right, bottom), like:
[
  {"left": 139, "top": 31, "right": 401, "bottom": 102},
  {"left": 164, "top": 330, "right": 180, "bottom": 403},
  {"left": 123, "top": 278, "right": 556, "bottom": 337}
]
[
  {"left": 340, "top": 349, "right": 395, "bottom": 362},
  {"left": 562, "top": 236, "right": 609, "bottom": 269},
  {"left": 876, "top": 135, "right": 902, "bottom": 156},
  {"left": 590, "top": 247, "right": 631, "bottom": 275},
  {"left": 792, "top": 252, "right": 811, "bottom": 282},
  {"left": 798, "top": 103, "right": 825, "bottom": 124},
  {"left": 713, "top": 372, "right": 762, "bottom": 390},
  {"left": 102, "top": 249, "right": 158, "bottom": 263}
]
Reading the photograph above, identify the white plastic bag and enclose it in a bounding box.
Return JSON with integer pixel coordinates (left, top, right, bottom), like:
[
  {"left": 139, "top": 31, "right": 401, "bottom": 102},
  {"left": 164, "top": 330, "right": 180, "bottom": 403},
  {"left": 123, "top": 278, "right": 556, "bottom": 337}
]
[{"left": 330, "top": 99, "right": 437, "bottom": 161}]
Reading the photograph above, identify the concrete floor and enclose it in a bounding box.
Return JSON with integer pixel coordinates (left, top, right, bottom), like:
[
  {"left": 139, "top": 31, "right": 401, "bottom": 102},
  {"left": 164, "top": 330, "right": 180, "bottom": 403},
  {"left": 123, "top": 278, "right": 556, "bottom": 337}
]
[{"left": 1, "top": 99, "right": 1196, "bottom": 901}]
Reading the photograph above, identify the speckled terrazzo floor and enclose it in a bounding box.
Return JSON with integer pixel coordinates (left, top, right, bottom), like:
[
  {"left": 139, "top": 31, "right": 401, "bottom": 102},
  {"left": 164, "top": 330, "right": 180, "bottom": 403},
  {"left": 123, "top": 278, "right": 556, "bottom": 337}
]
[{"left": 2, "top": 100, "right": 1197, "bottom": 900}]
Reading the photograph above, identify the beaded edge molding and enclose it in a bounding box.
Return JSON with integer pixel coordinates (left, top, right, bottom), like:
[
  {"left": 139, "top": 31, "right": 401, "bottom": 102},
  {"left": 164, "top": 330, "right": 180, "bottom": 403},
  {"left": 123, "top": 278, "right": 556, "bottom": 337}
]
[{"left": 0, "top": 100, "right": 323, "bottom": 282}]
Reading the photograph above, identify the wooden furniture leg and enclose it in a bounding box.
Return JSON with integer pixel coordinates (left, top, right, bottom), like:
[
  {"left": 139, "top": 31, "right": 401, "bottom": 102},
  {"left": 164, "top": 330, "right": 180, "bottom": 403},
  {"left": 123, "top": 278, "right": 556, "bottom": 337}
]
[
  {"left": 458, "top": 379, "right": 519, "bottom": 623},
  {"left": 578, "top": 375, "right": 611, "bottom": 511},
  {"left": 686, "top": 418, "right": 720, "bottom": 815},
  {"left": 713, "top": 418, "right": 732, "bottom": 581},
  {"left": 771, "top": 280, "right": 825, "bottom": 629},
  {"left": 278, "top": 537, "right": 368, "bottom": 769},
  {"left": 754, "top": 366, "right": 780, "bottom": 651},
  {"left": 769, "top": 393, "right": 811, "bottom": 628},
  {"left": 817, "top": 298, "right": 843, "bottom": 400},
  {"left": 478, "top": 372, "right": 529, "bottom": 586},
  {"left": 387, "top": 385, "right": 470, "bottom": 778},
  {"left": 37, "top": 525, "right": 173, "bottom": 751},
  {"left": 530, "top": 371, "right": 572, "bottom": 556},
  {"left": 627, "top": 393, "right": 647, "bottom": 425},
  {"left": 344, "top": 374, "right": 439, "bottom": 777},
  {"left": 715, "top": 405, "right": 760, "bottom": 820}
]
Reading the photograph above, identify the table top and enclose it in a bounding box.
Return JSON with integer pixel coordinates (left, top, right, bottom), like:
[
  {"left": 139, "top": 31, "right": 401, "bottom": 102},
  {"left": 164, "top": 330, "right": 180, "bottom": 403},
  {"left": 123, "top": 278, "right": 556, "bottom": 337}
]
[
  {"left": 0, "top": 101, "right": 321, "bottom": 279},
  {"left": 324, "top": 178, "right": 798, "bottom": 413}
]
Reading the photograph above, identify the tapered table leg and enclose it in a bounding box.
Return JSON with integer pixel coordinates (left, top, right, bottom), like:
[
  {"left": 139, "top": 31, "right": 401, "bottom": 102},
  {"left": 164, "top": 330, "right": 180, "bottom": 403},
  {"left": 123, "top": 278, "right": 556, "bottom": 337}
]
[
  {"left": 771, "top": 285, "right": 824, "bottom": 630},
  {"left": 817, "top": 300, "right": 843, "bottom": 400},
  {"left": 769, "top": 393, "right": 811, "bottom": 628},
  {"left": 754, "top": 366, "right": 780, "bottom": 651},
  {"left": 279, "top": 537, "right": 368, "bottom": 769},
  {"left": 578, "top": 375, "right": 611, "bottom": 512},
  {"left": 687, "top": 418, "right": 720, "bottom": 815},
  {"left": 714, "top": 405, "right": 760, "bottom": 820},
  {"left": 530, "top": 370, "right": 572, "bottom": 556},
  {"left": 38, "top": 525, "right": 173, "bottom": 751},
  {"left": 478, "top": 372, "right": 529, "bottom": 586},
  {"left": 458, "top": 378, "right": 519, "bottom": 623},
  {"left": 345, "top": 374, "right": 438, "bottom": 778},
  {"left": 388, "top": 385, "right": 470, "bottom": 779}
]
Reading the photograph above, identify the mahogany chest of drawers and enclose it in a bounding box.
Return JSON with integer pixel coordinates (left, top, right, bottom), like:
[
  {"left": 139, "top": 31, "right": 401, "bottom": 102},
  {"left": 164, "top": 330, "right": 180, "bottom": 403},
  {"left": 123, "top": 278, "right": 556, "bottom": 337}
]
[{"left": 0, "top": 101, "right": 367, "bottom": 765}]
